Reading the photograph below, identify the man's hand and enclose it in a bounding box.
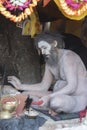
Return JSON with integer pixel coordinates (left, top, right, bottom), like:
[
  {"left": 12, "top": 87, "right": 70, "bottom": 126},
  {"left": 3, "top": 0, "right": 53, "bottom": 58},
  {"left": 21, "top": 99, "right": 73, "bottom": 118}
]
[{"left": 8, "top": 76, "right": 22, "bottom": 90}]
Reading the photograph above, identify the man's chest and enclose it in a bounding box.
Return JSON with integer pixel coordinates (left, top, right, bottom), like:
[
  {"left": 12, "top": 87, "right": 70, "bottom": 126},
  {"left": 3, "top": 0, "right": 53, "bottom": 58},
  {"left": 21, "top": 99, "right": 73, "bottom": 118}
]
[{"left": 49, "top": 64, "right": 65, "bottom": 80}]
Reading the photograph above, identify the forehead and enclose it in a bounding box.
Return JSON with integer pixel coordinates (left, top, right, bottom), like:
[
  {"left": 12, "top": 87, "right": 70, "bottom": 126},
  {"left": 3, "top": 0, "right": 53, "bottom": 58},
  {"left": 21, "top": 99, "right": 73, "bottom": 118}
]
[{"left": 38, "top": 41, "right": 51, "bottom": 48}]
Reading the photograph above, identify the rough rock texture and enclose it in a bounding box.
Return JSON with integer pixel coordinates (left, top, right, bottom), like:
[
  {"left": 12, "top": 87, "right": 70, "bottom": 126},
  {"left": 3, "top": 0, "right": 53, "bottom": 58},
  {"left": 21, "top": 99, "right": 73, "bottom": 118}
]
[{"left": 0, "top": 15, "right": 41, "bottom": 84}]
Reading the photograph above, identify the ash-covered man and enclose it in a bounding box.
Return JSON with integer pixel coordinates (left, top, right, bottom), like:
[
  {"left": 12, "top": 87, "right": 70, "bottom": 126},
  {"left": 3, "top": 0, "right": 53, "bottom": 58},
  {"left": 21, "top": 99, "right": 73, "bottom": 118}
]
[{"left": 8, "top": 32, "right": 87, "bottom": 114}]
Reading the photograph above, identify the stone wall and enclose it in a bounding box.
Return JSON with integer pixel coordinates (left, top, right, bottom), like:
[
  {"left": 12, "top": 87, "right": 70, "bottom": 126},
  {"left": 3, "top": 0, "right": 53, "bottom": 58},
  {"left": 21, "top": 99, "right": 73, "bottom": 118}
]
[{"left": 0, "top": 15, "right": 41, "bottom": 84}]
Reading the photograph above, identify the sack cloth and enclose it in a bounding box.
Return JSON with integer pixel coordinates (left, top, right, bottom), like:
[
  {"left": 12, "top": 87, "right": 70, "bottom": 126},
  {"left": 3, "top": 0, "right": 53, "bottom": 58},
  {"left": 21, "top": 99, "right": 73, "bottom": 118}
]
[{"left": 0, "top": 115, "right": 46, "bottom": 130}]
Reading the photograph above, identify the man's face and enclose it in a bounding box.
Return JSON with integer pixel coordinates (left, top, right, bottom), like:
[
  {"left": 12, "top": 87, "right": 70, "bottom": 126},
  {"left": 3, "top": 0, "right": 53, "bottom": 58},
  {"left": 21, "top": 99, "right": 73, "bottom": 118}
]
[
  {"left": 38, "top": 40, "right": 58, "bottom": 66},
  {"left": 38, "top": 41, "right": 51, "bottom": 59}
]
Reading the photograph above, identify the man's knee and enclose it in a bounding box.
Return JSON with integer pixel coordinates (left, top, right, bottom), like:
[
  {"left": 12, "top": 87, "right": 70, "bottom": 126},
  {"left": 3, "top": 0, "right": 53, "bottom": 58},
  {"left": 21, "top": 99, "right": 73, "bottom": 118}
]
[
  {"left": 50, "top": 96, "right": 64, "bottom": 111},
  {"left": 49, "top": 95, "right": 77, "bottom": 113}
]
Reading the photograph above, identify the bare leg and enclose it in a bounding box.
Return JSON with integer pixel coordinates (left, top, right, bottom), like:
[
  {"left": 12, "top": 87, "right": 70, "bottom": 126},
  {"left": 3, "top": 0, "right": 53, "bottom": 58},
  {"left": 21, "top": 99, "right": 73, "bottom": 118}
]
[
  {"left": 22, "top": 90, "right": 52, "bottom": 102},
  {"left": 22, "top": 91, "right": 52, "bottom": 110},
  {"left": 50, "top": 94, "right": 87, "bottom": 113},
  {"left": 22, "top": 90, "right": 52, "bottom": 97}
]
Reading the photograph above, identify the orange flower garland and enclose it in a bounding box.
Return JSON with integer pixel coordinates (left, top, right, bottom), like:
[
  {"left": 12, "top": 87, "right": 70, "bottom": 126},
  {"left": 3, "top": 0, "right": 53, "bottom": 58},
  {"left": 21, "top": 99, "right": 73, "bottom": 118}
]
[
  {"left": 0, "top": 0, "right": 40, "bottom": 22},
  {"left": 54, "top": 0, "right": 87, "bottom": 20}
]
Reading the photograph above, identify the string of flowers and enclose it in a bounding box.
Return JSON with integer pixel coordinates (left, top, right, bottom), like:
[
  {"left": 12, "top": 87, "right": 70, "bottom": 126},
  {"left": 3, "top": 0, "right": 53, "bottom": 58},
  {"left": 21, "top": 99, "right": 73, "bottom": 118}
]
[
  {"left": 54, "top": 0, "right": 87, "bottom": 20},
  {"left": 65, "top": 0, "right": 87, "bottom": 9},
  {"left": 3, "top": 0, "right": 33, "bottom": 10},
  {"left": 0, "top": 0, "right": 40, "bottom": 22}
]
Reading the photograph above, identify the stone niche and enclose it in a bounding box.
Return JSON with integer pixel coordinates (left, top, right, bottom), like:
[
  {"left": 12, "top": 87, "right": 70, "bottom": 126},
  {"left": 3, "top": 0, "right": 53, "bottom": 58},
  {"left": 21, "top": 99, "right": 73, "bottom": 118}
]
[{"left": 0, "top": 15, "right": 41, "bottom": 85}]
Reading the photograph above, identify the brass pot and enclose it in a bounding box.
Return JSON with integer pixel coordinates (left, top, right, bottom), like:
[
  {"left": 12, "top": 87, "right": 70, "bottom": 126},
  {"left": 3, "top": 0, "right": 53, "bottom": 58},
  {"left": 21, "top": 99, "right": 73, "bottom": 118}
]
[
  {"left": 0, "top": 111, "right": 12, "bottom": 119},
  {"left": 2, "top": 101, "right": 17, "bottom": 113},
  {"left": 0, "top": 95, "right": 19, "bottom": 113}
]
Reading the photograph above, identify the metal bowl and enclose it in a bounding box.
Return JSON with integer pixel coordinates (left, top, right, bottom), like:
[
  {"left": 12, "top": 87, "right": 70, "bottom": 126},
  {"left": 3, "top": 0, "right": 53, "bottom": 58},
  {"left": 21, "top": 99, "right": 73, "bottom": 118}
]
[
  {"left": 0, "top": 111, "right": 12, "bottom": 119},
  {"left": 0, "top": 95, "right": 19, "bottom": 113},
  {"left": 2, "top": 101, "right": 18, "bottom": 113},
  {"left": 24, "top": 108, "right": 39, "bottom": 119}
]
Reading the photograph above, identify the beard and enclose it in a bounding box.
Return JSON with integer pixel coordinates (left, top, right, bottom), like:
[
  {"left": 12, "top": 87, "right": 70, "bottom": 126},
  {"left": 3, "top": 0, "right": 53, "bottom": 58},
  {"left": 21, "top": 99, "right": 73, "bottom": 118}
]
[{"left": 44, "top": 50, "right": 58, "bottom": 66}]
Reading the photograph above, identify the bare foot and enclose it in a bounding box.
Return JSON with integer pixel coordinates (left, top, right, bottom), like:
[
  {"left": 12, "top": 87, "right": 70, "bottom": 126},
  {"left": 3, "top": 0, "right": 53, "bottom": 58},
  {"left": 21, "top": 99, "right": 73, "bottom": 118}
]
[{"left": 49, "top": 109, "right": 58, "bottom": 116}]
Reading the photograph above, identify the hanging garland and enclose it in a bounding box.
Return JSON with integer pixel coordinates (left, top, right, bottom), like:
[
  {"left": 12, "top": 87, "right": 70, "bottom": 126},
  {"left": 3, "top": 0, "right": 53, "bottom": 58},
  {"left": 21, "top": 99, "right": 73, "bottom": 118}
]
[
  {"left": 3, "top": 0, "right": 32, "bottom": 10},
  {"left": 54, "top": 0, "right": 87, "bottom": 20},
  {"left": 0, "top": 0, "right": 40, "bottom": 22}
]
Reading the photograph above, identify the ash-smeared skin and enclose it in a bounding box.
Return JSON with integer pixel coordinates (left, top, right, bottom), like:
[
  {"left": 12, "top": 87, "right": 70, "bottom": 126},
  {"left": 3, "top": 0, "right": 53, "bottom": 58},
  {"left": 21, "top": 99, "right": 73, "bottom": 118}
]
[{"left": 7, "top": 33, "right": 87, "bottom": 114}]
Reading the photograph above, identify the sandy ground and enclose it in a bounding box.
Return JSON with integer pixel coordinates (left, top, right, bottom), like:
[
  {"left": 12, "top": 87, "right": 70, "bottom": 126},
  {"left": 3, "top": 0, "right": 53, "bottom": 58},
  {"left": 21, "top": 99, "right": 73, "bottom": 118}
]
[{"left": 39, "top": 118, "right": 87, "bottom": 130}]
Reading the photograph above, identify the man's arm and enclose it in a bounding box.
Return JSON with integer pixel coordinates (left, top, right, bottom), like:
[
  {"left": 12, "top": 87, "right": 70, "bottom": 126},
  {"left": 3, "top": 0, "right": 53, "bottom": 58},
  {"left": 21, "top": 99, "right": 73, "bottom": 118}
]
[
  {"left": 21, "top": 64, "right": 53, "bottom": 91},
  {"left": 8, "top": 64, "right": 53, "bottom": 91},
  {"left": 53, "top": 80, "right": 67, "bottom": 92}
]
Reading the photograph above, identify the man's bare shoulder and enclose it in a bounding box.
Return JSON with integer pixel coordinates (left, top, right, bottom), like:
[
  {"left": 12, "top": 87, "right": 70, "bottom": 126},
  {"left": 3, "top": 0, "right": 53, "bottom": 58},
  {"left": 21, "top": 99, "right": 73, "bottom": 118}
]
[
  {"left": 59, "top": 49, "right": 80, "bottom": 59},
  {"left": 59, "top": 49, "right": 82, "bottom": 65}
]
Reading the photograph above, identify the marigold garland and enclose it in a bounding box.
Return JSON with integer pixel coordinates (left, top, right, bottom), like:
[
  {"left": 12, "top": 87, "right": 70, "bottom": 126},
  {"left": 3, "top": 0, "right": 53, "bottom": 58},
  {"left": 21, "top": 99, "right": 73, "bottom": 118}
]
[
  {"left": 0, "top": 0, "right": 40, "bottom": 22},
  {"left": 4, "top": 0, "right": 32, "bottom": 10},
  {"left": 54, "top": 0, "right": 87, "bottom": 20}
]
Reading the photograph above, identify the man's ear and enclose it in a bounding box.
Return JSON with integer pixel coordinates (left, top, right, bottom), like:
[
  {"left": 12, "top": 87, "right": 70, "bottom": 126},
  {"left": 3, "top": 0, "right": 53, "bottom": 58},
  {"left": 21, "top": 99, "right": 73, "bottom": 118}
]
[{"left": 53, "top": 40, "right": 57, "bottom": 48}]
